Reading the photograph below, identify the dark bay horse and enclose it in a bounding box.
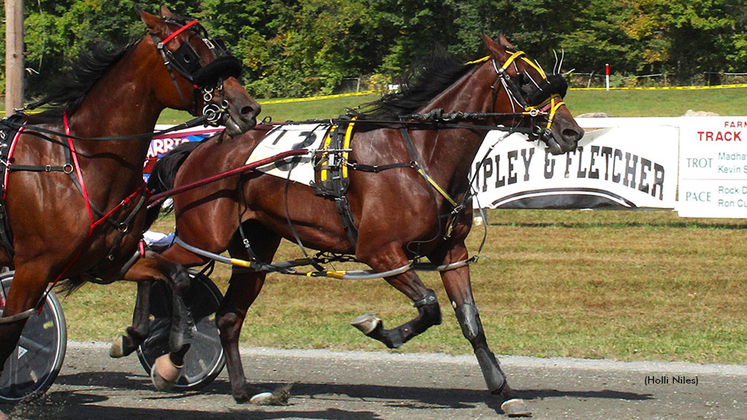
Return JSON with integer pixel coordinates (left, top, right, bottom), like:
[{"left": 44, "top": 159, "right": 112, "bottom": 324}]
[
  {"left": 0, "top": 6, "right": 259, "bottom": 387},
  {"left": 130, "top": 33, "right": 582, "bottom": 415}
]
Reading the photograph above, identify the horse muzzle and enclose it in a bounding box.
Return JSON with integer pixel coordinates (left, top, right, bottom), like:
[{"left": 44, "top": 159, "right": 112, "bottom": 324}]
[
  {"left": 218, "top": 79, "right": 261, "bottom": 137},
  {"left": 535, "top": 108, "right": 584, "bottom": 155}
]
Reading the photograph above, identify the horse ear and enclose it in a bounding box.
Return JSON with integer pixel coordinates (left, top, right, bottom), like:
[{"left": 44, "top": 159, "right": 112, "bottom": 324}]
[
  {"left": 483, "top": 33, "right": 511, "bottom": 61},
  {"left": 159, "top": 5, "right": 175, "bottom": 18},
  {"left": 140, "top": 10, "right": 164, "bottom": 34},
  {"left": 498, "top": 32, "right": 516, "bottom": 50}
]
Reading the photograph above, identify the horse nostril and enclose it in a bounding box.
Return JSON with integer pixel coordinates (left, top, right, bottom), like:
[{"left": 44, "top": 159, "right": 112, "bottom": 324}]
[
  {"left": 241, "top": 106, "right": 260, "bottom": 117},
  {"left": 564, "top": 128, "right": 584, "bottom": 142},
  {"left": 240, "top": 105, "right": 258, "bottom": 118}
]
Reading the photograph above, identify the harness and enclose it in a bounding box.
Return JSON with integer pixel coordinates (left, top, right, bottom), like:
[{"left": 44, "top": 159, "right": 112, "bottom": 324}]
[
  {"left": 489, "top": 51, "right": 567, "bottom": 143},
  {"left": 313, "top": 115, "right": 359, "bottom": 244},
  {"left": 152, "top": 18, "right": 242, "bottom": 125}
]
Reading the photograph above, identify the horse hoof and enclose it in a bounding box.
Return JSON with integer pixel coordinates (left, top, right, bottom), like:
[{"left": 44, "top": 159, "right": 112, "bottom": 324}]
[
  {"left": 249, "top": 385, "right": 291, "bottom": 405},
  {"left": 350, "top": 313, "right": 381, "bottom": 335},
  {"left": 109, "top": 335, "right": 126, "bottom": 358},
  {"left": 249, "top": 392, "right": 275, "bottom": 405},
  {"left": 151, "top": 354, "right": 182, "bottom": 391},
  {"left": 501, "top": 398, "right": 531, "bottom": 417}
]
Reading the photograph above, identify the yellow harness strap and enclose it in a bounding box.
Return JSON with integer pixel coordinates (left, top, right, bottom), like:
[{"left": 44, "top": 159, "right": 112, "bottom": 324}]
[
  {"left": 320, "top": 116, "right": 357, "bottom": 182},
  {"left": 417, "top": 167, "right": 458, "bottom": 207}
]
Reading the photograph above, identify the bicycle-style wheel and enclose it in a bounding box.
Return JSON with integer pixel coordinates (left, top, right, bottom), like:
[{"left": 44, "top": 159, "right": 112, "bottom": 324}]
[
  {"left": 0, "top": 271, "right": 67, "bottom": 403},
  {"left": 136, "top": 270, "right": 224, "bottom": 391}
]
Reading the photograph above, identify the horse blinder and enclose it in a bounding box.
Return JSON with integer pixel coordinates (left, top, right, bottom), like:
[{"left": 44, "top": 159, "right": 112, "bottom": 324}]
[
  {"left": 522, "top": 74, "right": 568, "bottom": 107},
  {"left": 192, "top": 55, "right": 242, "bottom": 88}
]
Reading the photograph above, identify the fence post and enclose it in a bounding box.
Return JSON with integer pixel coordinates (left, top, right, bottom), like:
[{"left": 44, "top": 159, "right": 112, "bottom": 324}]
[{"left": 605, "top": 64, "right": 610, "bottom": 91}]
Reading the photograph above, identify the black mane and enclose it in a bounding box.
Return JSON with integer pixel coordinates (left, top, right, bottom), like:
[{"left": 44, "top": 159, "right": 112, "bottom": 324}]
[
  {"left": 357, "top": 47, "right": 475, "bottom": 120},
  {"left": 26, "top": 44, "right": 134, "bottom": 123}
]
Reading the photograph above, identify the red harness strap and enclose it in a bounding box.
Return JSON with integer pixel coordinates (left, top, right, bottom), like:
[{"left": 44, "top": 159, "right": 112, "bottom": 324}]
[
  {"left": 160, "top": 20, "right": 199, "bottom": 46},
  {"left": 50, "top": 115, "right": 148, "bottom": 289}
]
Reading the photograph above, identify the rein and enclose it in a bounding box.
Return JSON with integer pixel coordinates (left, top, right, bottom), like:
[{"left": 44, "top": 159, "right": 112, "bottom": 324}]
[{"left": 1, "top": 113, "right": 211, "bottom": 143}]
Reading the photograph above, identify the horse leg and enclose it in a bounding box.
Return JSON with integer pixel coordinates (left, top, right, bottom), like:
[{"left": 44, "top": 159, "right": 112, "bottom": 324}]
[
  {"left": 216, "top": 224, "right": 288, "bottom": 404},
  {"left": 432, "top": 239, "right": 530, "bottom": 417},
  {"left": 110, "top": 280, "right": 152, "bottom": 358},
  {"left": 120, "top": 251, "right": 195, "bottom": 389},
  {"left": 351, "top": 245, "right": 442, "bottom": 348}
]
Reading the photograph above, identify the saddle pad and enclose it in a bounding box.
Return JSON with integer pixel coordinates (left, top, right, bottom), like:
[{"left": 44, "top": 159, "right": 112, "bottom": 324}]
[{"left": 245, "top": 123, "right": 330, "bottom": 185}]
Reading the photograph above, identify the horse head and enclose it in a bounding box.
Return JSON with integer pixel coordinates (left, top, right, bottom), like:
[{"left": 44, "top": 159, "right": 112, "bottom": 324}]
[
  {"left": 484, "top": 33, "right": 583, "bottom": 155},
  {"left": 140, "top": 7, "right": 260, "bottom": 136}
]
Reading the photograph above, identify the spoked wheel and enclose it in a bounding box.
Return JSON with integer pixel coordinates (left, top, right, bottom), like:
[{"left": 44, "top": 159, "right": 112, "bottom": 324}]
[
  {"left": 0, "top": 271, "right": 67, "bottom": 403},
  {"left": 137, "top": 270, "right": 224, "bottom": 391}
]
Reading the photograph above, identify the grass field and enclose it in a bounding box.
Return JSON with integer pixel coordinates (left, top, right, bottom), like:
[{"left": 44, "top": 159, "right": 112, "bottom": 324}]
[
  {"left": 156, "top": 86, "right": 747, "bottom": 124},
  {"left": 47, "top": 87, "right": 747, "bottom": 365}
]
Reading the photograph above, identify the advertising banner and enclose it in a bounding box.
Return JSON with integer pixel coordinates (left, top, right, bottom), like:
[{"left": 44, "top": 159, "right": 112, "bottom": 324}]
[
  {"left": 470, "top": 123, "right": 679, "bottom": 209},
  {"left": 677, "top": 117, "right": 747, "bottom": 218},
  {"left": 144, "top": 127, "right": 220, "bottom": 178}
]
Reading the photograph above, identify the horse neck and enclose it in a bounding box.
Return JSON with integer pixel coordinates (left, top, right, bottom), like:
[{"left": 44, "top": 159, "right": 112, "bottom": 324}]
[
  {"left": 414, "top": 63, "right": 497, "bottom": 185},
  {"left": 67, "top": 39, "right": 167, "bottom": 168},
  {"left": 64, "top": 38, "right": 169, "bottom": 193}
]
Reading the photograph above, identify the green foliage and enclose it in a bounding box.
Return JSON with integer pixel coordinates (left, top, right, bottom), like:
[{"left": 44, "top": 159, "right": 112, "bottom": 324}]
[{"left": 3, "top": 0, "right": 747, "bottom": 100}]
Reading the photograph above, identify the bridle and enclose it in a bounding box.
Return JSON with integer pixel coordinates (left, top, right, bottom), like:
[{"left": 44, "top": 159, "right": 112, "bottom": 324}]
[
  {"left": 152, "top": 18, "right": 243, "bottom": 126},
  {"left": 474, "top": 50, "right": 569, "bottom": 145}
]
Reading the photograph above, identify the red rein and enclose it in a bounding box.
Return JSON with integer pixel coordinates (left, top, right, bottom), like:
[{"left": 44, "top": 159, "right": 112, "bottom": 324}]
[{"left": 147, "top": 148, "right": 310, "bottom": 206}]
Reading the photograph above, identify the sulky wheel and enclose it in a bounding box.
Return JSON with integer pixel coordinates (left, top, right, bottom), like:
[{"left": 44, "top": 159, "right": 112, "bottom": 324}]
[
  {"left": 0, "top": 271, "right": 67, "bottom": 403},
  {"left": 136, "top": 270, "right": 224, "bottom": 391}
]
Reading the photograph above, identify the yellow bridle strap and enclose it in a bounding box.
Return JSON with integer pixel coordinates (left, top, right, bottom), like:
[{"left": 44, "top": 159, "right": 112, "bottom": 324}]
[
  {"left": 469, "top": 51, "right": 546, "bottom": 78},
  {"left": 468, "top": 51, "right": 564, "bottom": 131},
  {"left": 546, "top": 97, "right": 565, "bottom": 128},
  {"left": 465, "top": 56, "right": 490, "bottom": 65},
  {"left": 525, "top": 94, "right": 565, "bottom": 129}
]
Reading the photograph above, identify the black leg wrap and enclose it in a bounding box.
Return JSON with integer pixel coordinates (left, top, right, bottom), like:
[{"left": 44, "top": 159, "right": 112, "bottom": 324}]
[
  {"left": 475, "top": 347, "right": 506, "bottom": 394},
  {"left": 169, "top": 291, "right": 194, "bottom": 355},
  {"left": 358, "top": 289, "right": 441, "bottom": 349},
  {"left": 454, "top": 303, "right": 481, "bottom": 341},
  {"left": 455, "top": 304, "right": 506, "bottom": 393},
  {"left": 367, "top": 321, "right": 408, "bottom": 349}
]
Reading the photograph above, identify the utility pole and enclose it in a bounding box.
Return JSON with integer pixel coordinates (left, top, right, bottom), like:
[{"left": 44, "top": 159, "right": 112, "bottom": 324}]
[{"left": 5, "top": 0, "right": 24, "bottom": 117}]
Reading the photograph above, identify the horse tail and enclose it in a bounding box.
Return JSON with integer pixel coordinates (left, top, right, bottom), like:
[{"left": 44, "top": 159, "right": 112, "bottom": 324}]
[{"left": 144, "top": 141, "right": 202, "bottom": 230}]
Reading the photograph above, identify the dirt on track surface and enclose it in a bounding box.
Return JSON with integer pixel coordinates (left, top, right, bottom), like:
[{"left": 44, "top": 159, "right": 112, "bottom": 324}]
[{"left": 1, "top": 342, "right": 746, "bottom": 420}]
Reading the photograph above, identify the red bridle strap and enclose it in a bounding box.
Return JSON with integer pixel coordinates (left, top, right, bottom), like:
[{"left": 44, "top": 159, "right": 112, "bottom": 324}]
[{"left": 159, "top": 20, "right": 199, "bottom": 46}]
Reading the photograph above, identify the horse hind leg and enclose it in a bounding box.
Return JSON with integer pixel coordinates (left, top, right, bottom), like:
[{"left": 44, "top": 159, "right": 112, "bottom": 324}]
[{"left": 350, "top": 269, "right": 442, "bottom": 349}]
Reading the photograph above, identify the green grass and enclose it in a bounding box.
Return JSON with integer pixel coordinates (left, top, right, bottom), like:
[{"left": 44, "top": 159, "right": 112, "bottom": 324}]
[
  {"left": 60, "top": 210, "right": 747, "bottom": 365},
  {"left": 564, "top": 87, "right": 747, "bottom": 117}
]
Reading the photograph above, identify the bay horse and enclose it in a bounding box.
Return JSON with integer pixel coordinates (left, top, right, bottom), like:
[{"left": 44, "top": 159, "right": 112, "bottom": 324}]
[
  {"left": 128, "top": 33, "right": 582, "bottom": 415},
  {"left": 0, "top": 6, "right": 259, "bottom": 389}
]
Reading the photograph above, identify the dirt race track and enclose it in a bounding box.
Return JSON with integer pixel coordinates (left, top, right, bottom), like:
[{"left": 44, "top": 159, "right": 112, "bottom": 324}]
[{"left": 1, "top": 342, "right": 746, "bottom": 420}]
